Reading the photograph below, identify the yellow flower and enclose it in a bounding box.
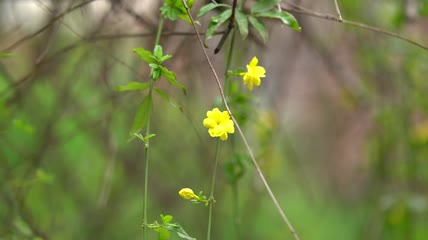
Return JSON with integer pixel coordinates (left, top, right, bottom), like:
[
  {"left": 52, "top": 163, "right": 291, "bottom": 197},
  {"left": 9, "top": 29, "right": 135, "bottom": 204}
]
[
  {"left": 203, "top": 108, "right": 234, "bottom": 141},
  {"left": 240, "top": 56, "right": 266, "bottom": 91},
  {"left": 179, "top": 188, "right": 200, "bottom": 200}
]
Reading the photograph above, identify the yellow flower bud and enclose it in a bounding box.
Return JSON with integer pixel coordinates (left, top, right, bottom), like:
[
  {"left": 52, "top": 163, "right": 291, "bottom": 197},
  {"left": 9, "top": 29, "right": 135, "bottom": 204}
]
[{"left": 179, "top": 188, "right": 200, "bottom": 200}]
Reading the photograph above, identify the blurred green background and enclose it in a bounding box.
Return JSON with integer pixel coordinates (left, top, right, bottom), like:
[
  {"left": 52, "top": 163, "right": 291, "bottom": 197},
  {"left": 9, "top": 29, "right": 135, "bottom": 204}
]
[{"left": 1, "top": 0, "right": 428, "bottom": 239}]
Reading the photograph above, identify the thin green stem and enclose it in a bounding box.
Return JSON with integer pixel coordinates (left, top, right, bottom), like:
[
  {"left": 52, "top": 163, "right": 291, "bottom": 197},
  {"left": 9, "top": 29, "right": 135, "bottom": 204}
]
[
  {"left": 232, "top": 183, "right": 241, "bottom": 239},
  {"left": 142, "top": 79, "right": 153, "bottom": 240},
  {"left": 143, "top": 16, "right": 164, "bottom": 240},
  {"left": 207, "top": 139, "right": 220, "bottom": 240},
  {"left": 224, "top": 25, "right": 241, "bottom": 238},
  {"left": 154, "top": 18, "right": 164, "bottom": 47},
  {"left": 224, "top": 27, "right": 237, "bottom": 97}
]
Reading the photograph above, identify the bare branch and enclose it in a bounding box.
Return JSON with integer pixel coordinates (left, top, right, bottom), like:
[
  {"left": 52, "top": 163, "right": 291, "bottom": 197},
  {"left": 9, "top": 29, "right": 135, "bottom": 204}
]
[
  {"left": 1, "top": 0, "right": 97, "bottom": 53},
  {"left": 282, "top": 3, "right": 428, "bottom": 52}
]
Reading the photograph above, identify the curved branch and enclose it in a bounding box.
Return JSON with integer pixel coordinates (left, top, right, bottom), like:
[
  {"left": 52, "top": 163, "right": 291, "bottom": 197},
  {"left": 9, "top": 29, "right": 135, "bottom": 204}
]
[
  {"left": 1, "top": 0, "right": 97, "bottom": 52},
  {"left": 281, "top": 4, "right": 428, "bottom": 52}
]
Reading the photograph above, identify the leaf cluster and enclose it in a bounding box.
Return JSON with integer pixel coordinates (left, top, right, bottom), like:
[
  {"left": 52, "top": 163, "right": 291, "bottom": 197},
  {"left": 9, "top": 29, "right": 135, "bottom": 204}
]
[
  {"left": 116, "top": 45, "right": 186, "bottom": 135},
  {"left": 198, "top": 0, "right": 301, "bottom": 43},
  {"left": 161, "top": 0, "right": 195, "bottom": 23},
  {"left": 145, "top": 214, "right": 196, "bottom": 240}
]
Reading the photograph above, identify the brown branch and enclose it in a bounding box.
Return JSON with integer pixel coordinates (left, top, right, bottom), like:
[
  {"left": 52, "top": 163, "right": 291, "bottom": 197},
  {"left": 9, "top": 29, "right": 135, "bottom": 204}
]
[
  {"left": 1, "top": 0, "right": 97, "bottom": 52},
  {"left": 84, "top": 31, "right": 225, "bottom": 41},
  {"left": 181, "top": 1, "right": 300, "bottom": 239},
  {"left": 282, "top": 3, "right": 428, "bottom": 51},
  {"left": 214, "top": 0, "right": 238, "bottom": 54}
]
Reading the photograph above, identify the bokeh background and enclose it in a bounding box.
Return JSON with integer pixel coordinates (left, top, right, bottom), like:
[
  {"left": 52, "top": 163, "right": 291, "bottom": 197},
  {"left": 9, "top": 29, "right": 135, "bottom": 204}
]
[{"left": 1, "top": 0, "right": 428, "bottom": 239}]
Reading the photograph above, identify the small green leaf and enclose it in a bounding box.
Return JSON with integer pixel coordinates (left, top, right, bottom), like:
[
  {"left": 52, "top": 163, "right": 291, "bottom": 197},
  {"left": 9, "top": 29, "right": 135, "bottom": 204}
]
[
  {"left": 158, "top": 228, "right": 171, "bottom": 240},
  {"left": 235, "top": 9, "right": 248, "bottom": 39},
  {"left": 163, "top": 223, "right": 196, "bottom": 240},
  {"left": 197, "top": 3, "right": 230, "bottom": 17},
  {"left": 162, "top": 0, "right": 194, "bottom": 23},
  {"left": 144, "top": 134, "right": 156, "bottom": 141},
  {"left": 160, "top": 66, "right": 186, "bottom": 95},
  {"left": 149, "top": 63, "right": 159, "bottom": 68},
  {"left": 160, "top": 54, "right": 173, "bottom": 63},
  {"left": 133, "top": 47, "right": 156, "bottom": 64},
  {"left": 134, "top": 133, "right": 145, "bottom": 142},
  {"left": 151, "top": 64, "right": 162, "bottom": 80},
  {"left": 116, "top": 82, "right": 150, "bottom": 92},
  {"left": 178, "top": 14, "right": 192, "bottom": 24},
  {"left": 130, "top": 96, "right": 152, "bottom": 134},
  {"left": 250, "top": 0, "right": 280, "bottom": 13},
  {"left": 248, "top": 16, "right": 268, "bottom": 43},
  {"left": 154, "top": 45, "right": 163, "bottom": 60},
  {"left": 205, "top": 9, "right": 232, "bottom": 40},
  {"left": 162, "top": 215, "right": 173, "bottom": 223},
  {"left": 154, "top": 87, "right": 170, "bottom": 102},
  {"left": 255, "top": 10, "right": 301, "bottom": 31},
  {"left": 154, "top": 88, "right": 183, "bottom": 111}
]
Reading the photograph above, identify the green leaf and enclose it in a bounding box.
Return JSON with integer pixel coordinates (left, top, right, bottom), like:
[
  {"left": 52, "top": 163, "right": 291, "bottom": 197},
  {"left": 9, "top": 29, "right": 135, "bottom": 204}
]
[
  {"left": 169, "top": 224, "right": 196, "bottom": 240},
  {"left": 150, "top": 64, "right": 162, "bottom": 80},
  {"left": 161, "top": 215, "right": 173, "bottom": 223},
  {"left": 158, "top": 228, "right": 171, "bottom": 240},
  {"left": 197, "top": 3, "right": 230, "bottom": 17},
  {"left": 154, "top": 87, "right": 170, "bottom": 102},
  {"left": 185, "top": 0, "right": 194, "bottom": 9},
  {"left": 134, "top": 133, "right": 145, "bottom": 142},
  {"left": 133, "top": 48, "right": 156, "bottom": 64},
  {"left": 205, "top": 9, "right": 232, "bottom": 40},
  {"left": 160, "top": 54, "right": 173, "bottom": 63},
  {"left": 251, "top": 0, "right": 280, "bottom": 13},
  {"left": 144, "top": 134, "right": 156, "bottom": 141},
  {"left": 116, "top": 82, "right": 150, "bottom": 92},
  {"left": 160, "top": 66, "right": 186, "bottom": 95},
  {"left": 178, "top": 14, "right": 193, "bottom": 24},
  {"left": 154, "top": 88, "right": 183, "bottom": 111},
  {"left": 154, "top": 45, "right": 163, "bottom": 60},
  {"left": 255, "top": 10, "right": 301, "bottom": 31},
  {"left": 235, "top": 9, "right": 249, "bottom": 39},
  {"left": 130, "top": 96, "right": 152, "bottom": 134},
  {"left": 248, "top": 16, "right": 268, "bottom": 43}
]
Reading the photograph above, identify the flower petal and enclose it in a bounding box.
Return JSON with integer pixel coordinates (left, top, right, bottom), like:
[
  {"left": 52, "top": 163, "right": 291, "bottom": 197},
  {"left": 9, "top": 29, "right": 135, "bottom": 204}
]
[
  {"left": 203, "top": 118, "right": 217, "bottom": 128},
  {"left": 249, "top": 57, "right": 258, "bottom": 67}
]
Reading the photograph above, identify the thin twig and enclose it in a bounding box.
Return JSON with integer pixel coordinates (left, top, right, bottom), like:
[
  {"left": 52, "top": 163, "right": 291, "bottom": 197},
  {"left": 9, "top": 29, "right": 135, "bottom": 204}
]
[
  {"left": 1, "top": 0, "right": 97, "bottom": 52},
  {"left": 214, "top": 0, "right": 238, "bottom": 54},
  {"left": 282, "top": 3, "right": 428, "bottom": 51},
  {"left": 85, "top": 31, "right": 224, "bottom": 41},
  {"left": 181, "top": 1, "right": 300, "bottom": 239},
  {"left": 333, "top": 0, "right": 343, "bottom": 21}
]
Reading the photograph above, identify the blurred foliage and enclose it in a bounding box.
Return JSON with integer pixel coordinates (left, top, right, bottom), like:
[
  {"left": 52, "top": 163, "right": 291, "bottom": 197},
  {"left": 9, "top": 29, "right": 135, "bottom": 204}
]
[{"left": 1, "top": 0, "right": 428, "bottom": 240}]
